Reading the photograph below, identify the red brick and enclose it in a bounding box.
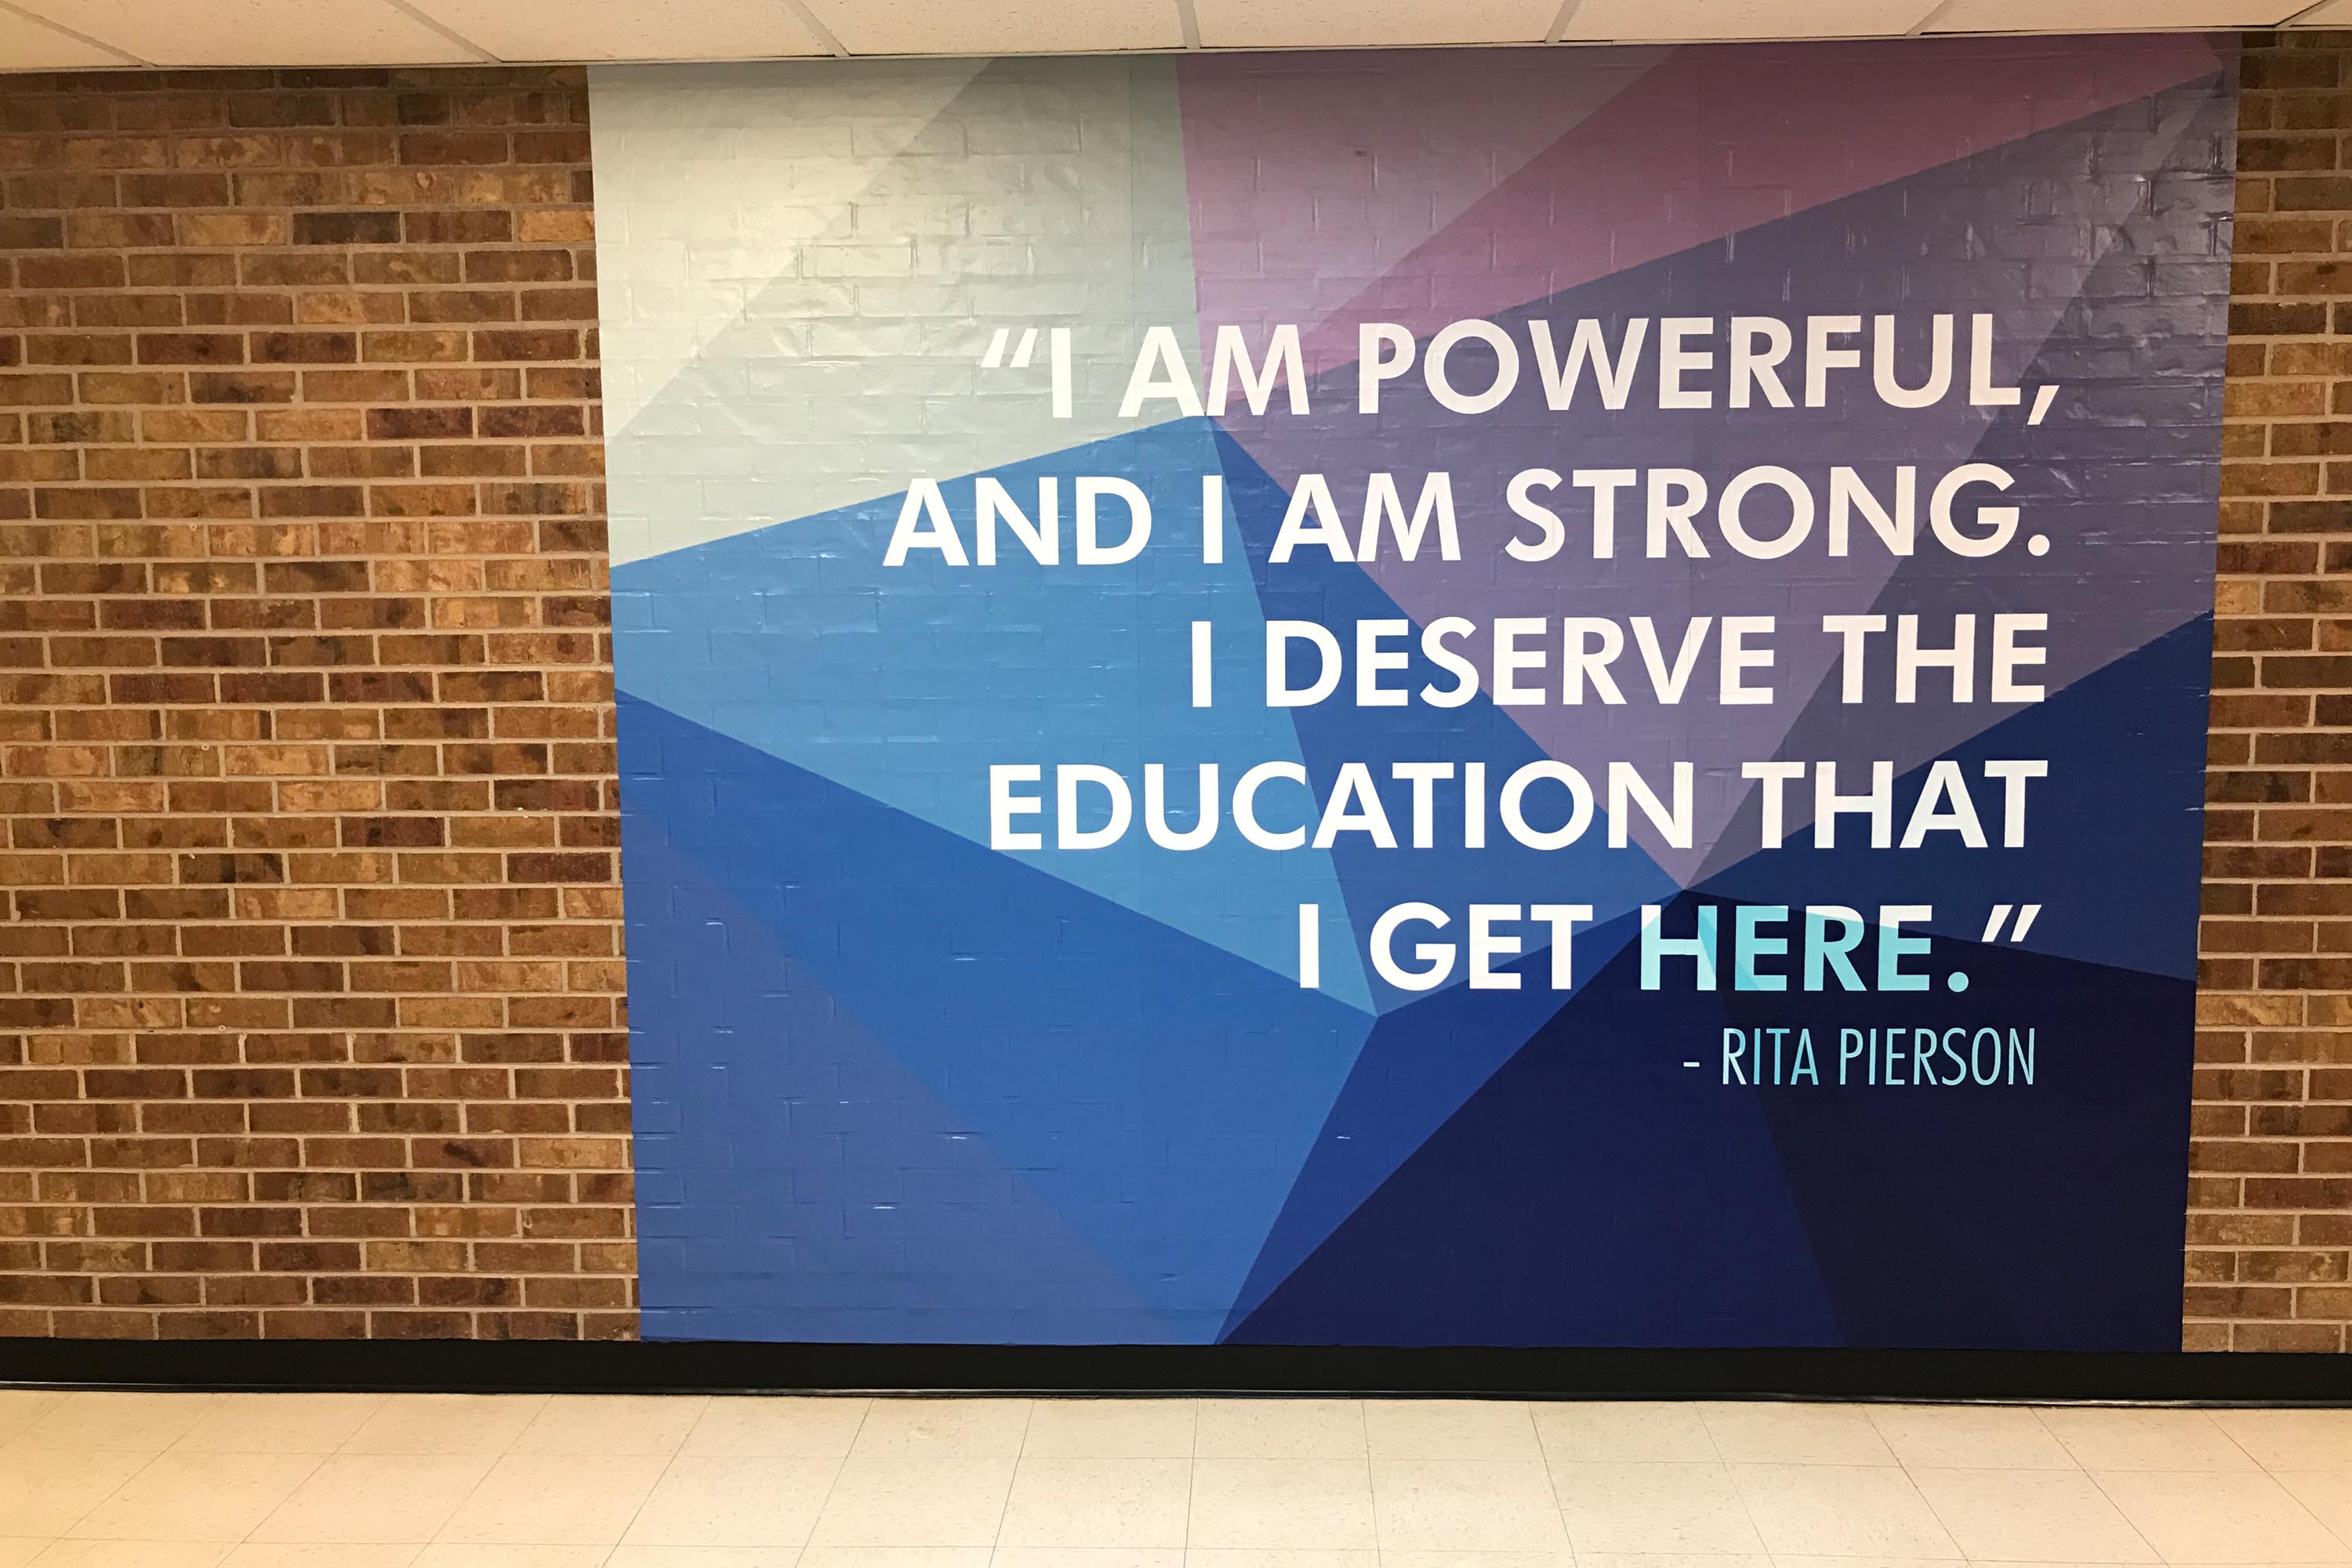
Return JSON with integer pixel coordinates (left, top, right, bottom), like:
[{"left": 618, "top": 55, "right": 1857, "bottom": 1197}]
[{"left": 0, "top": 64, "right": 622, "bottom": 1345}]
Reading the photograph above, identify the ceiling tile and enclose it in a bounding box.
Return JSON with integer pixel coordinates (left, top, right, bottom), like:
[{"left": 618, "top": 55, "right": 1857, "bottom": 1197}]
[
  {"left": 1929, "top": 0, "right": 2275, "bottom": 25},
  {"left": 806, "top": 0, "right": 1180, "bottom": 56},
  {"left": 406, "top": 0, "right": 829, "bottom": 60},
  {"left": 0, "top": 6, "right": 132, "bottom": 67},
  {"left": 2288, "top": 0, "right": 2352, "bottom": 20},
  {"left": 14, "top": 0, "right": 478, "bottom": 65},
  {"left": 1559, "top": 0, "right": 1934, "bottom": 40},
  {"left": 1194, "top": 0, "right": 1555, "bottom": 48}
]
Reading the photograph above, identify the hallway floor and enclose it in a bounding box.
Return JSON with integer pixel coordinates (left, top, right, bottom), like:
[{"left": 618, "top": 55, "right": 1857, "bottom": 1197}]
[{"left": 0, "top": 1392, "right": 2348, "bottom": 1566}]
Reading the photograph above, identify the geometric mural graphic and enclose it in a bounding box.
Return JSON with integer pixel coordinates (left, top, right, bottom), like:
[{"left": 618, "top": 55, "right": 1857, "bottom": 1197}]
[{"left": 595, "top": 35, "right": 2237, "bottom": 1346}]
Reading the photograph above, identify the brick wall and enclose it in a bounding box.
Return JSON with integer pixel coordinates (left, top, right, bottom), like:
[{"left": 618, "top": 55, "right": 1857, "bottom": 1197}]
[
  {"left": 2, "top": 38, "right": 2349, "bottom": 1350},
  {"left": 0, "top": 65, "right": 632, "bottom": 1340},
  {"left": 2194, "top": 29, "right": 2352, "bottom": 1352}
]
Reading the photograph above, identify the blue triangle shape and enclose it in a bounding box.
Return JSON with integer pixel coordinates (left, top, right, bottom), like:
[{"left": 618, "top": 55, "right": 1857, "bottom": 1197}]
[
  {"left": 614, "top": 415, "right": 1371, "bottom": 1009},
  {"left": 621, "top": 690, "right": 1374, "bottom": 1341},
  {"left": 1210, "top": 422, "right": 1678, "bottom": 1011},
  {"left": 628, "top": 810, "right": 1178, "bottom": 1343}
]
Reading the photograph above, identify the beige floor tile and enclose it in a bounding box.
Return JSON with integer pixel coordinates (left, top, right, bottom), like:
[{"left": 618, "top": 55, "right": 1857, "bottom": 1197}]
[
  {"left": 1698, "top": 1403, "right": 1896, "bottom": 1465},
  {"left": 172, "top": 1394, "right": 389, "bottom": 1455},
  {"left": 1530, "top": 1403, "right": 1717, "bottom": 1464},
  {"left": 797, "top": 1548, "right": 990, "bottom": 1568},
  {"left": 1908, "top": 1466, "right": 2156, "bottom": 1562},
  {"left": 67, "top": 1452, "right": 321, "bottom": 1543},
  {"left": 0, "top": 1446, "right": 151, "bottom": 1536},
  {"left": 993, "top": 1551, "right": 1185, "bottom": 1568},
  {"left": 684, "top": 1396, "right": 872, "bottom": 1457},
  {"left": 249, "top": 1454, "right": 499, "bottom": 1545},
  {"left": 26, "top": 1544, "right": 233, "bottom": 1567},
  {"left": 1867, "top": 1404, "right": 2076, "bottom": 1470},
  {"left": 41, "top": 1392, "right": 2352, "bottom": 1568},
  {"left": 606, "top": 1547, "right": 804, "bottom": 1566},
  {"left": 2093, "top": 1468, "right": 2351, "bottom": 1563},
  {"left": 1369, "top": 1461, "right": 1568, "bottom": 1552},
  {"left": 621, "top": 1455, "right": 840, "bottom": 1549},
  {"left": 2216, "top": 1409, "right": 2352, "bottom": 1471},
  {"left": 809, "top": 1457, "right": 1017, "bottom": 1547},
  {"left": 0, "top": 1392, "right": 64, "bottom": 1446},
  {"left": 1377, "top": 1553, "right": 1573, "bottom": 1568},
  {"left": 1188, "top": 1460, "right": 1376, "bottom": 1550},
  {"left": 409, "top": 1549, "right": 608, "bottom": 1568},
  {"left": 852, "top": 1400, "right": 1033, "bottom": 1459},
  {"left": 1363, "top": 1403, "right": 1540, "bottom": 1463},
  {"left": 340, "top": 1396, "right": 551, "bottom": 1458},
  {"left": 219, "top": 1548, "right": 422, "bottom": 1568},
  {"left": 1181, "top": 1551, "right": 1376, "bottom": 1568},
  {"left": 997, "top": 1458, "right": 1192, "bottom": 1548},
  {"left": 2036, "top": 1407, "right": 2258, "bottom": 1472},
  {"left": 1550, "top": 1461, "right": 1763, "bottom": 1555},
  {"left": 12, "top": 1392, "right": 225, "bottom": 1453},
  {"left": 1727, "top": 1463, "right": 1959, "bottom": 1557},
  {"left": 1192, "top": 1403, "right": 1366, "bottom": 1461},
  {"left": 0, "top": 1543, "right": 41, "bottom": 1568},
  {"left": 433, "top": 1452, "right": 669, "bottom": 1547},
  {"left": 1022, "top": 1400, "right": 1196, "bottom": 1458},
  {"left": 2276, "top": 1468, "right": 2352, "bottom": 1537},
  {"left": 508, "top": 1395, "right": 710, "bottom": 1457}
]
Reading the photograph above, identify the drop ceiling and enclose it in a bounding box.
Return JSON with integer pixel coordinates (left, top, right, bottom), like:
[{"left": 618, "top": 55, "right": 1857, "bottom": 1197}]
[{"left": 0, "top": 0, "right": 2331, "bottom": 70}]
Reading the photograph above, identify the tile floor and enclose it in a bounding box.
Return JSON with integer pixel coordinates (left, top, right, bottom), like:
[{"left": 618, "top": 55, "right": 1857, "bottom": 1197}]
[{"left": 0, "top": 1392, "right": 2350, "bottom": 1566}]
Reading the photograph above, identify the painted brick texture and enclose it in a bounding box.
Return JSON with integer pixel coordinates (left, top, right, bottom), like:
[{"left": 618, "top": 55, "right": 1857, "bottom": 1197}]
[{"left": 0, "top": 65, "right": 631, "bottom": 1340}]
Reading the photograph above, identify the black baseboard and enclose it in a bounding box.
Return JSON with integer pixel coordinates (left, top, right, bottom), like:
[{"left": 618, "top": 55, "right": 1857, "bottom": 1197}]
[{"left": 2, "top": 1338, "right": 2351, "bottom": 1403}]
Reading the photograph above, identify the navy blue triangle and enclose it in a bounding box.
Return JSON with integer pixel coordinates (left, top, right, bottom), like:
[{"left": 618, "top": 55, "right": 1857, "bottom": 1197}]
[
  {"left": 1699, "top": 615, "right": 2212, "bottom": 980},
  {"left": 1225, "top": 902, "right": 1841, "bottom": 1348}
]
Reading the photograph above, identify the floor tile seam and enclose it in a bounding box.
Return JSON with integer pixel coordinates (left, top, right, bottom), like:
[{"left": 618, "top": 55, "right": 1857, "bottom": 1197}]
[
  {"left": 422, "top": 1432, "right": 542, "bottom": 1550},
  {"left": 786, "top": 1450, "right": 853, "bottom": 1557},
  {"left": 640, "top": 1436, "right": 855, "bottom": 1553},
  {"left": 2031, "top": 1404, "right": 2267, "bottom": 1474},
  {"left": 1902, "top": 1456, "right": 2163, "bottom": 1566},
  {"left": 60, "top": 1448, "right": 327, "bottom": 1551},
  {"left": 227, "top": 1450, "right": 328, "bottom": 1552},
  {"left": 1703, "top": 1440, "right": 1773, "bottom": 1561},
  {"left": 2079, "top": 1461, "right": 2352, "bottom": 1568},
  {"left": 2270, "top": 1463, "right": 2352, "bottom": 1565},
  {"left": 809, "top": 1401, "right": 884, "bottom": 1561},
  {"left": 1893, "top": 1449, "right": 2092, "bottom": 1474},
  {"left": 1733, "top": 1454, "right": 1965, "bottom": 1563},
  {"left": 611, "top": 1440, "right": 691, "bottom": 1555},
  {"left": 795, "top": 1401, "right": 885, "bottom": 1558},
  {"left": 1536, "top": 1436, "right": 1606, "bottom": 1555},
  {"left": 332, "top": 1393, "right": 549, "bottom": 1461},
  {"left": 1181, "top": 1417, "right": 1197, "bottom": 1555},
  {"left": 428, "top": 1396, "right": 691, "bottom": 1547},
  {"left": 2, "top": 1442, "right": 164, "bottom": 1544},
  {"left": 986, "top": 1402, "right": 1039, "bottom": 1549},
  {"left": 2291, "top": 1460, "right": 2352, "bottom": 1563}
]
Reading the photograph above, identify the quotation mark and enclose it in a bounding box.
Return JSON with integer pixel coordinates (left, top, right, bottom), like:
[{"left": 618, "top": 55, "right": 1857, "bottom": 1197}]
[
  {"left": 979, "top": 325, "right": 1073, "bottom": 419},
  {"left": 1980, "top": 904, "right": 2041, "bottom": 943},
  {"left": 1946, "top": 903, "right": 2040, "bottom": 993}
]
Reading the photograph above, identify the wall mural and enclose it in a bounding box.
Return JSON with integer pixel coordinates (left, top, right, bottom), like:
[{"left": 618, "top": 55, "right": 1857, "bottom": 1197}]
[{"left": 594, "top": 34, "right": 2237, "bottom": 1347}]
